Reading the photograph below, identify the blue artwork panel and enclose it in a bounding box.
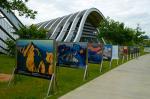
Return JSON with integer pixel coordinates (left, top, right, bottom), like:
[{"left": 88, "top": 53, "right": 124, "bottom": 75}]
[
  {"left": 128, "top": 46, "right": 134, "bottom": 54},
  {"left": 123, "top": 46, "right": 128, "bottom": 55},
  {"left": 16, "top": 40, "right": 54, "bottom": 79},
  {"left": 88, "top": 43, "right": 103, "bottom": 64},
  {"left": 144, "top": 46, "right": 150, "bottom": 52},
  {"left": 103, "top": 45, "right": 112, "bottom": 61},
  {"left": 134, "top": 47, "right": 139, "bottom": 54},
  {"left": 57, "top": 42, "right": 87, "bottom": 68},
  {"left": 119, "top": 46, "right": 124, "bottom": 59}
]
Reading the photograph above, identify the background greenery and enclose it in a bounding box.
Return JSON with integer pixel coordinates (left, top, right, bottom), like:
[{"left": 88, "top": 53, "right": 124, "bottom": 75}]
[
  {"left": 0, "top": 0, "right": 37, "bottom": 19},
  {"left": 5, "top": 25, "right": 47, "bottom": 56},
  {"left": 0, "top": 1, "right": 149, "bottom": 98},
  {"left": 98, "top": 17, "right": 147, "bottom": 45}
]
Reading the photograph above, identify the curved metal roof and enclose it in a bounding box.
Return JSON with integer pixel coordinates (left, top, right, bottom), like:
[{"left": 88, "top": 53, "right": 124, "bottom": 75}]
[{"left": 36, "top": 8, "right": 105, "bottom": 42}]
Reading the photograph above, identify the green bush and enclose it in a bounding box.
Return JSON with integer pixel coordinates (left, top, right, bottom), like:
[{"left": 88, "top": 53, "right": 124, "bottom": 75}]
[
  {"left": 5, "top": 39, "right": 16, "bottom": 57},
  {"left": 14, "top": 25, "right": 48, "bottom": 39},
  {"left": 5, "top": 25, "right": 48, "bottom": 56}
]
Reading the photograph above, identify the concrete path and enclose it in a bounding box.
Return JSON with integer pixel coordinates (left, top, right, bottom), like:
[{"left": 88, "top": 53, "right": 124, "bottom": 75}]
[{"left": 59, "top": 54, "right": 150, "bottom": 99}]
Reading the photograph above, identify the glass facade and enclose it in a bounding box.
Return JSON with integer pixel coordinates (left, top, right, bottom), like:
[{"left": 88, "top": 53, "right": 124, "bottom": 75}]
[{"left": 0, "top": 12, "right": 19, "bottom": 54}]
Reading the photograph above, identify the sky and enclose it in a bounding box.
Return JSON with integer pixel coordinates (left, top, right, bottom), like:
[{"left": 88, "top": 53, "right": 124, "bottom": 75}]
[{"left": 16, "top": 0, "right": 150, "bottom": 36}]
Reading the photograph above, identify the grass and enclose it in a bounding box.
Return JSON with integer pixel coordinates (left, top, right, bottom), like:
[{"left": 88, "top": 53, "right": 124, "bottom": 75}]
[{"left": 0, "top": 53, "right": 146, "bottom": 99}]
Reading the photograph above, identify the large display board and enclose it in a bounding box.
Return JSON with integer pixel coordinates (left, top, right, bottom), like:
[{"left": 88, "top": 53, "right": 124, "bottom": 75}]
[
  {"left": 123, "top": 46, "right": 128, "bottom": 55},
  {"left": 144, "top": 46, "right": 150, "bottom": 52},
  {"left": 88, "top": 43, "right": 103, "bottom": 64},
  {"left": 16, "top": 40, "right": 54, "bottom": 79},
  {"left": 128, "top": 46, "right": 134, "bottom": 54},
  {"left": 134, "top": 47, "right": 137, "bottom": 54},
  {"left": 119, "top": 46, "right": 124, "bottom": 59},
  {"left": 112, "top": 45, "right": 119, "bottom": 59},
  {"left": 57, "top": 42, "right": 87, "bottom": 68},
  {"left": 136, "top": 47, "right": 140, "bottom": 54},
  {"left": 103, "top": 45, "right": 112, "bottom": 61}
]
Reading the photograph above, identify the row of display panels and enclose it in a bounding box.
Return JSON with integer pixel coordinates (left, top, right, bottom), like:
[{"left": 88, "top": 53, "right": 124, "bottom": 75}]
[
  {"left": 144, "top": 46, "right": 150, "bottom": 52},
  {"left": 15, "top": 39, "right": 140, "bottom": 79}
]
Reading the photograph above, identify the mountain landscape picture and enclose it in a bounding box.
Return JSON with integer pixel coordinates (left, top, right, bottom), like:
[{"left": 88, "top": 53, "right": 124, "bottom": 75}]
[{"left": 16, "top": 40, "right": 54, "bottom": 79}]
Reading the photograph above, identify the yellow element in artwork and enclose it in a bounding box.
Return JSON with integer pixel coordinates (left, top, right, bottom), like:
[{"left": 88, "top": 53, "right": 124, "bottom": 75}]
[
  {"left": 25, "top": 44, "right": 36, "bottom": 72},
  {"left": 23, "top": 43, "right": 32, "bottom": 57},
  {"left": 46, "top": 52, "right": 53, "bottom": 75},
  {"left": 38, "top": 61, "right": 45, "bottom": 74}
]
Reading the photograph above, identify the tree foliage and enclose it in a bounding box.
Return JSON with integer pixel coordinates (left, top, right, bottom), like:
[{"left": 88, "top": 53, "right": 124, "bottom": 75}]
[
  {"left": 14, "top": 25, "right": 48, "bottom": 39},
  {"left": 5, "top": 38, "right": 16, "bottom": 56},
  {"left": 5, "top": 25, "right": 47, "bottom": 56},
  {"left": 98, "top": 17, "right": 146, "bottom": 45},
  {"left": 133, "top": 24, "right": 145, "bottom": 45},
  {"left": 0, "top": 0, "right": 37, "bottom": 19}
]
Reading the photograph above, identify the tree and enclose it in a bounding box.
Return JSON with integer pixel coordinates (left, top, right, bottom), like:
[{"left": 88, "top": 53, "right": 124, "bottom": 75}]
[
  {"left": 0, "top": 0, "right": 37, "bottom": 19},
  {"left": 14, "top": 25, "right": 48, "bottom": 39},
  {"left": 133, "top": 24, "right": 145, "bottom": 45},
  {"left": 5, "top": 38, "right": 16, "bottom": 56},
  {"left": 98, "top": 17, "right": 145, "bottom": 45},
  {"left": 5, "top": 25, "right": 48, "bottom": 56}
]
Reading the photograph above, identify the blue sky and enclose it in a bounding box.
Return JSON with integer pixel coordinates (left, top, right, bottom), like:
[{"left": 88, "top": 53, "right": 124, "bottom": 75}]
[{"left": 16, "top": 0, "right": 150, "bottom": 36}]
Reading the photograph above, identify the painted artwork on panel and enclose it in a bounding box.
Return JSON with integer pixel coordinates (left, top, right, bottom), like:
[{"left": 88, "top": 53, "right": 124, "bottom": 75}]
[
  {"left": 128, "top": 46, "right": 134, "bottom": 54},
  {"left": 88, "top": 43, "right": 103, "bottom": 64},
  {"left": 16, "top": 40, "right": 54, "bottom": 79},
  {"left": 134, "top": 47, "right": 139, "bottom": 54},
  {"left": 112, "top": 45, "right": 119, "bottom": 59},
  {"left": 123, "top": 46, "right": 128, "bottom": 55},
  {"left": 144, "top": 46, "right": 150, "bottom": 52},
  {"left": 119, "top": 46, "right": 124, "bottom": 59},
  {"left": 57, "top": 42, "right": 87, "bottom": 68},
  {"left": 103, "top": 45, "right": 112, "bottom": 61}
]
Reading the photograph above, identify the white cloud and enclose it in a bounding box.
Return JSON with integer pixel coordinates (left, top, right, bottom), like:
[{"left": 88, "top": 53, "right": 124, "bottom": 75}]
[{"left": 16, "top": 0, "right": 150, "bottom": 36}]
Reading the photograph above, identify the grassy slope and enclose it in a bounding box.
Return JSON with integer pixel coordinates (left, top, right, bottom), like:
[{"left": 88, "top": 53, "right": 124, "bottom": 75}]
[{"left": 0, "top": 53, "right": 145, "bottom": 99}]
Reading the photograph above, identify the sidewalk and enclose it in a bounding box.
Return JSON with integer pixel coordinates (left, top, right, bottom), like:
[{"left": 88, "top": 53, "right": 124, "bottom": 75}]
[{"left": 59, "top": 54, "right": 150, "bottom": 99}]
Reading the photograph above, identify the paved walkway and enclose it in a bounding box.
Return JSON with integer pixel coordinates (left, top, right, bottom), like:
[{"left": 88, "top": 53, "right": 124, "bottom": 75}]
[{"left": 59, "top": 54, "right": 150, "bottom": 99}]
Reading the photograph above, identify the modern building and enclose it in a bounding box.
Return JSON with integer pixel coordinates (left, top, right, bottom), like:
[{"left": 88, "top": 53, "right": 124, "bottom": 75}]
[
  {"left": 0, "top": 7, "right": 23, "bottom": 54},
  {"left": 0, "top": 7, "right": 105, "bottom": 54},
  {"left": 36, "top": 8, "right": 105, "bottom": 42}
]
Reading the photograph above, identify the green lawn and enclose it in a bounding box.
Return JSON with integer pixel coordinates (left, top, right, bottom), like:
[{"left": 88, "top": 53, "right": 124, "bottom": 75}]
[{"left": 0, "top": 53, "right": 144, "bottom": 99}]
